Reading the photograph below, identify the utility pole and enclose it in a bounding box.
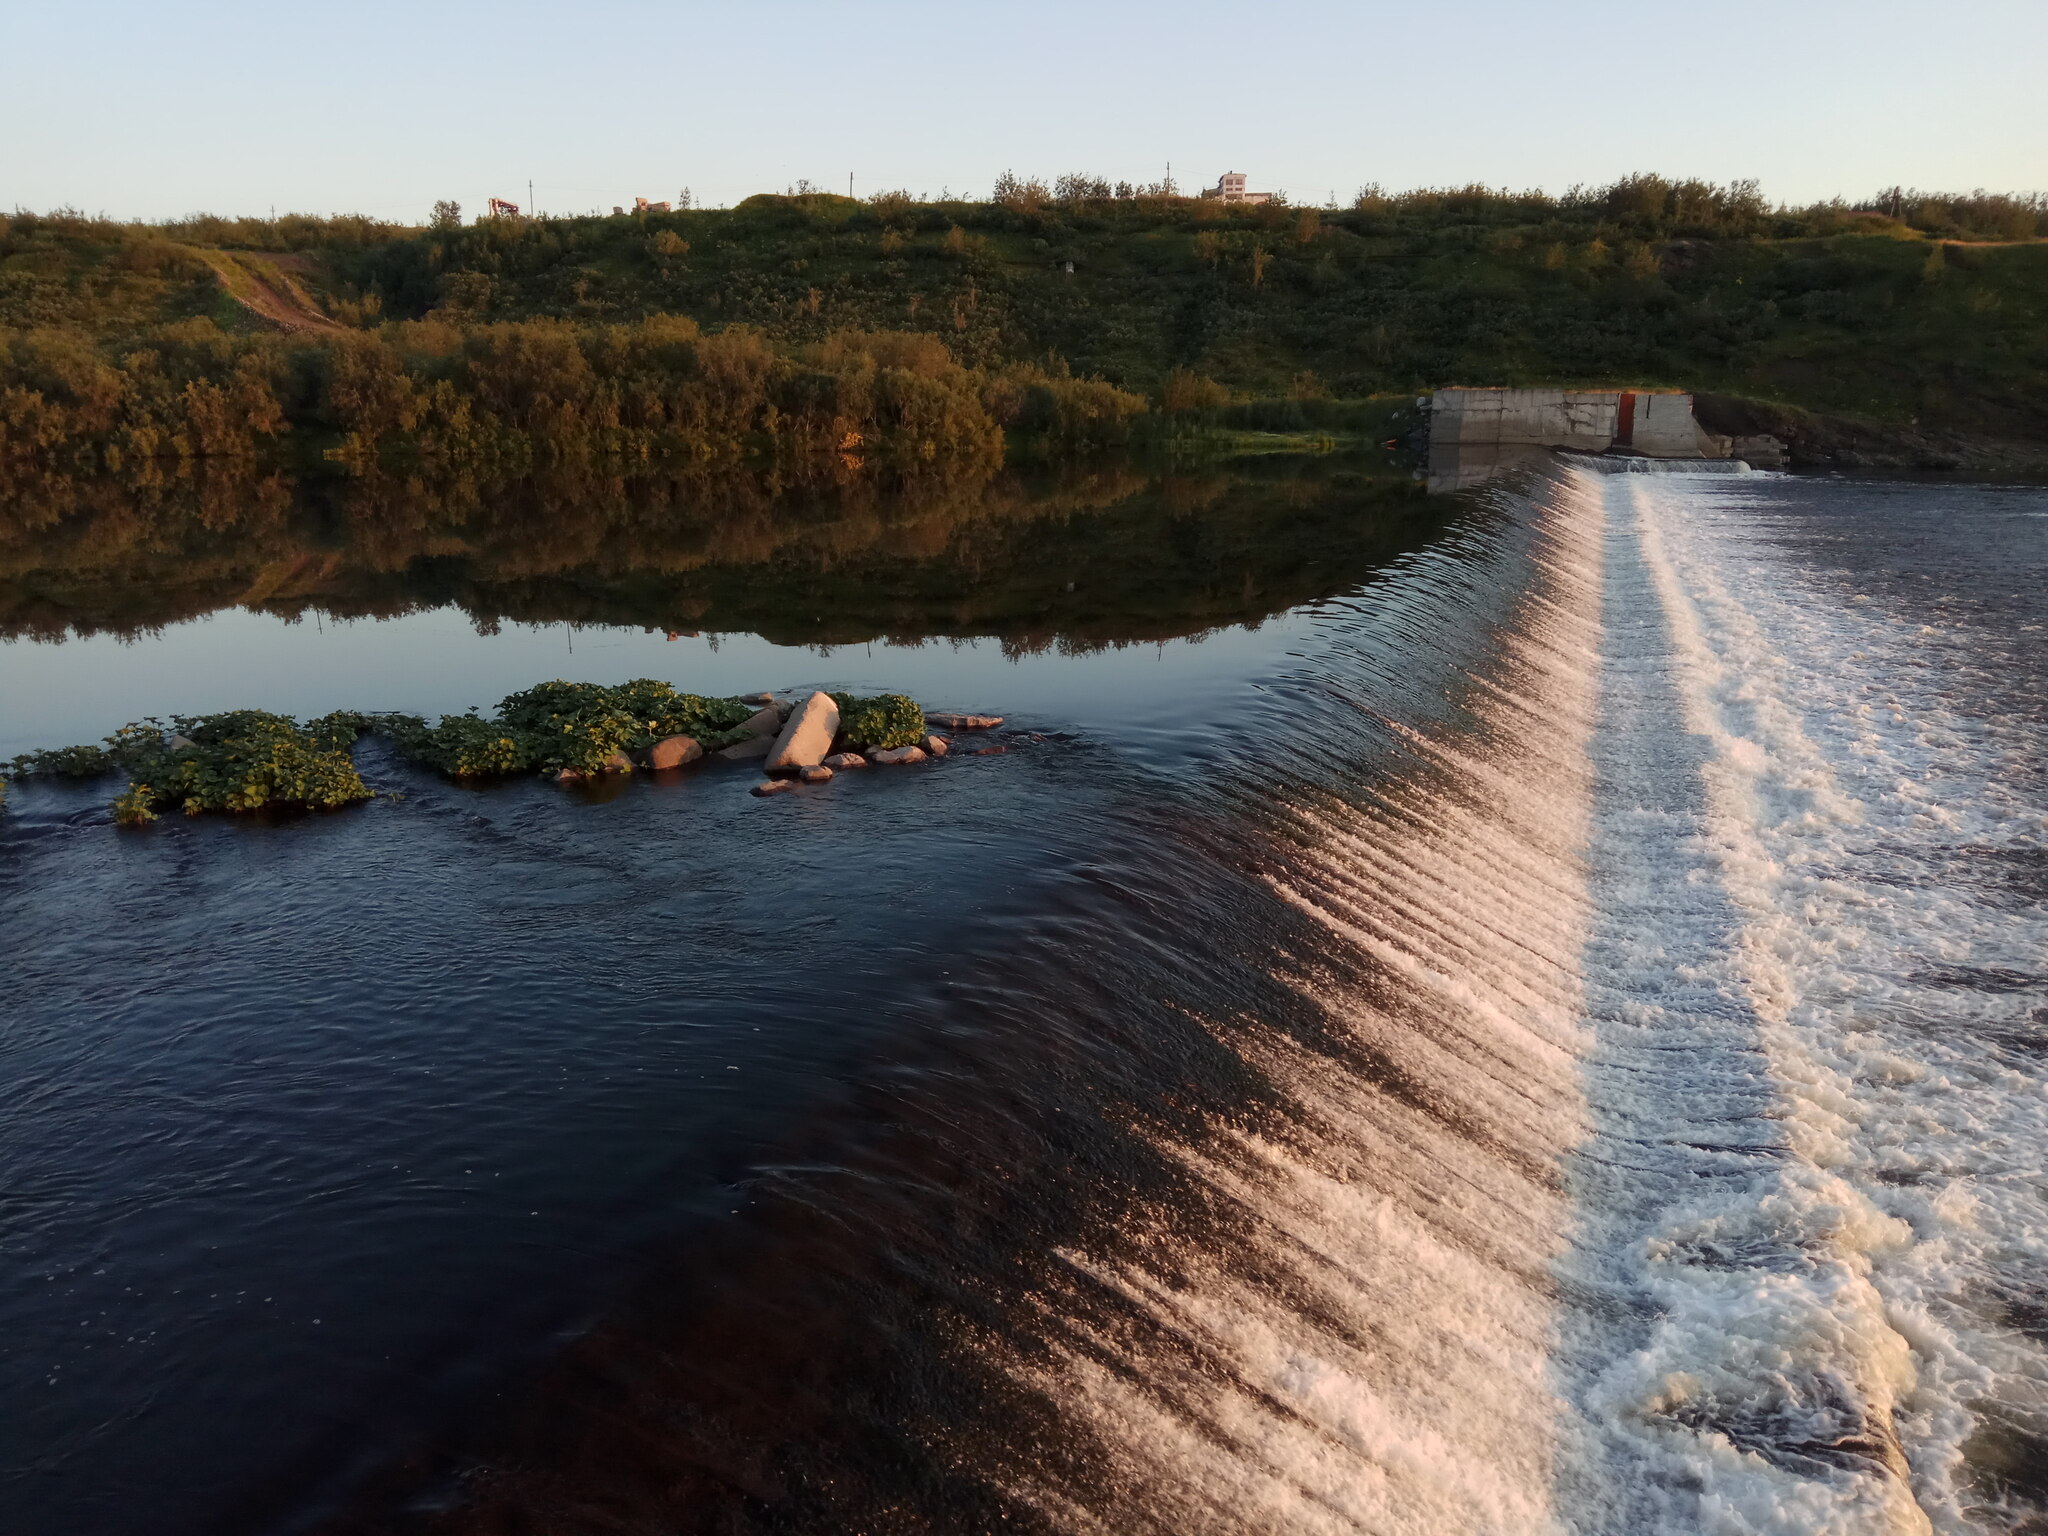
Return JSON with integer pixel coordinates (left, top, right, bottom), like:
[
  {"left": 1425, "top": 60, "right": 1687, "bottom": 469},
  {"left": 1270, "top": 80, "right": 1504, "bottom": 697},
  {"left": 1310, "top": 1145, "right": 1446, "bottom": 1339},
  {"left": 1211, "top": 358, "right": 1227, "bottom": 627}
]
[
  {"left": 849, "top": 171, "right": 854, "bottom": 198},
  {"left": 528, "top": 178, "right": 534, "bottom": 216}
]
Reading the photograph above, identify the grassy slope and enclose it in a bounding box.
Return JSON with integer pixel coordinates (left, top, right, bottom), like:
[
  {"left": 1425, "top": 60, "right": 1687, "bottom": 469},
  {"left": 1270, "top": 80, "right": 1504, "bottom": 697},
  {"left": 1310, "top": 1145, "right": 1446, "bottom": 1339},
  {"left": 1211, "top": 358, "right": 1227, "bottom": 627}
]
[{"left": 6, "top": 196, "right": 2047, "bottom": 455}]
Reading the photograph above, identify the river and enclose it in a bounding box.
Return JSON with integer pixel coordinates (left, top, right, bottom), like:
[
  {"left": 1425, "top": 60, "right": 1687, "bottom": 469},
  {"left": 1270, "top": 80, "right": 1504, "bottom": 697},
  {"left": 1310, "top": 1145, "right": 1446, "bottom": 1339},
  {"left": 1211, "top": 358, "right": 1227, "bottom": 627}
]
[{"left": 1, "top": 460, "right": 2043, "bottom": 1534}]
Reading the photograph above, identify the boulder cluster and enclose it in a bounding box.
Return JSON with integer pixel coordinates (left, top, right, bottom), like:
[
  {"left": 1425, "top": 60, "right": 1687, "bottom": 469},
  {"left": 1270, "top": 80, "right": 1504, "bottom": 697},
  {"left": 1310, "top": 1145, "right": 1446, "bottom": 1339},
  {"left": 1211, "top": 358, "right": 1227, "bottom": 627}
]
[
  {"left": 741, "top": 692, "right": 1001, "bottom": 797},
  {"left": 556, "top": 690, "right": 1004, "bottom": 798}
]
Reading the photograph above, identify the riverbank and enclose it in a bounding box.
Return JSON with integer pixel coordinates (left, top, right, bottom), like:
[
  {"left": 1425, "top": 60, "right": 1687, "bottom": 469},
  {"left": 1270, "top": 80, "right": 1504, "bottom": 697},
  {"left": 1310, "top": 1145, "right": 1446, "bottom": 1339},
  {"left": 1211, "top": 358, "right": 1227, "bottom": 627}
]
[{"left": 8, "top": 180, "right": 2045, "bottom": 469}]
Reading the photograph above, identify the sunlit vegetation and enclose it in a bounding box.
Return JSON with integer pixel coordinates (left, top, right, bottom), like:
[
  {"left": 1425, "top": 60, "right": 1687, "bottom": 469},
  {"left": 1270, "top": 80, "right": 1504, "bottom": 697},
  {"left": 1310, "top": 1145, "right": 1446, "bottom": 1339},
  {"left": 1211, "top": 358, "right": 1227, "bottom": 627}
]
[
  {"left": 2, "top": 681, "right": 941, "bottom": 821},
  {"left": 374, "top": 680, "right": 757, "bottom": 777},
  {"left": 831, "top": 693, "right": 926, "bottom": 751},
  {"left": 8, "top": 710, "right": 374, "bottom": 824},
  {"left": 0, "top": 312, "right": 1155, "bottom": 478},
  {"left": 6, "top": 175, "right": 2044, "bottom": 465}
]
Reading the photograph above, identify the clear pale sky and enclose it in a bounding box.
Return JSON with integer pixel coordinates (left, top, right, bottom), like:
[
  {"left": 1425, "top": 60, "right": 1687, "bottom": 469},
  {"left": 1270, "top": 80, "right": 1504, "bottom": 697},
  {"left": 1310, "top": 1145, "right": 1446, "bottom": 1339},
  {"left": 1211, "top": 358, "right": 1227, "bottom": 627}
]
[{"left": 5, "top": 0, "right": 2042, "bottom": 223}]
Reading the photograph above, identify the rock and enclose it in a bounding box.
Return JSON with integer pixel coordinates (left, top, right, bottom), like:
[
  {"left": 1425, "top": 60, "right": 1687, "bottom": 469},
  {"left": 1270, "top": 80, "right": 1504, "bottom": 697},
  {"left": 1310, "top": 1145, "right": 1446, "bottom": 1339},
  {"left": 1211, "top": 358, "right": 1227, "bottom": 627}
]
[
  {"left": 869, "top": 745, "right": 928, "bottom": 766},
  {"left": 751, "top": 778, "right": 795, "bottom": 797},
  {"left": 1733, "top": 433, "right": 1790, "bottom": 468},
  {"left": 765, "top": 691, "right": 840, "bottom": 771},
  {"left": 742, "top": 692, "right": 775, "bottom": 705},
  {"left": 647, "top": 734, "right": 702, "bottom": 770},
  {"left": 717, "top": 735, "right": 773, "bottom": 761},
  {"left": 555, "top": 768, "right": 584, "bottom": 784},
  {"left": 923, "top": 734, "right": 950, "bottom": 757},
  {"left": 823, "top": 752, "right": 867, "bottom": 769},
  {"left": 737, "top": 705, "right": 782, "bottom": 738},
  {"left": 925, "top": 713, "right": 1003, "bottom": 730},
  {"left": 166, "top": 734, "right": 197, "bottom": 751},
  {"left": 798, "top": 764, "right": 834, "bottom": 784},
  {"left": 603, "top": 751, "right": 636, "bottom": 773}
]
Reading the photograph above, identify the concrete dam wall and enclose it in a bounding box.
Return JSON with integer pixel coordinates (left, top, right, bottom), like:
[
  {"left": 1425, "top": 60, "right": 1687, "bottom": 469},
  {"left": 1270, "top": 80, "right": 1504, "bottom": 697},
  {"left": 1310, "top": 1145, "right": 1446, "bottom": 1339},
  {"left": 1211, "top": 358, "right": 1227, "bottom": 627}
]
[
  {"left": 1429, "top": 387, "right": 1730, "bottom": 458},
  {"left": 1425, "top": 387, "right": 1788, "bottom": 490}
]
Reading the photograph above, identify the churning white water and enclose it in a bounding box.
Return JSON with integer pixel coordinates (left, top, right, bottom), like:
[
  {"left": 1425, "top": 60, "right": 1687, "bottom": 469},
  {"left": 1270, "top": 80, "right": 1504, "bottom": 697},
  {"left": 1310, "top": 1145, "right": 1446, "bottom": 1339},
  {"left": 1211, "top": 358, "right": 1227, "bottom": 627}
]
[
  {"left": 1576, "top": 471, "right": 2048, "bottom": 1535},
  {"left": 1003, "top": 466, "right": 2048, "bottom": 1533}
]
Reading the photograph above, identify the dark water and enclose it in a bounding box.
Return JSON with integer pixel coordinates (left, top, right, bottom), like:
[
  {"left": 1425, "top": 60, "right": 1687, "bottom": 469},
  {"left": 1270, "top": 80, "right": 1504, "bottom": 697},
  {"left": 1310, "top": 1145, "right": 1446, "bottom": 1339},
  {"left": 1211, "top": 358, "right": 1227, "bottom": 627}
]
[
  {"left": 4, "top": 461, "right": 2046, "bottom": 1535},
  {"left": 3, "top": 458, "right": 1462, "bottom": 1534}
]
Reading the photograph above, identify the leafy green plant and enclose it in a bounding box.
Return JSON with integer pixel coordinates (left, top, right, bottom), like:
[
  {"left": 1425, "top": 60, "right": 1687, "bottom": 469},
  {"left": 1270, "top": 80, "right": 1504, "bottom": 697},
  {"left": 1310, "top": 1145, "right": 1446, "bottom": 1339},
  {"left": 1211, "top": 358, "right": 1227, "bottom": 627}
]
[
  {"left": 8, "top": 710, "right": 377, "bottom": 823},
  {"left": 8, "top": 741, "right": 116, "bottom": 777},
  {"left": 833, "top": 692, "right": 926, "bottom": 750},
  {"left": 112, "top": 782, "right": 157, "bottom": 825},
  {"left": 4, "top": 685, "right": 936, "bottom": 820},
  {"left": 134, "top": 710, "right": 374, "bottom": 818},
  {"left": 377, "top": 679, "right": 756, "bottom": 778}
]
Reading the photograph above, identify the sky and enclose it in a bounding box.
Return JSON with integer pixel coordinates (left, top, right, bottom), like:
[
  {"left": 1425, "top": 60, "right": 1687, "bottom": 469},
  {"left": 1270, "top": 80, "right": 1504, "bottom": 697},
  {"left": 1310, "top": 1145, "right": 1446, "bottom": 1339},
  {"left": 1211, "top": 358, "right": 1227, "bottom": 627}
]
[{"left": 4, "top": 0, "right": 2043, "bottom": 223}]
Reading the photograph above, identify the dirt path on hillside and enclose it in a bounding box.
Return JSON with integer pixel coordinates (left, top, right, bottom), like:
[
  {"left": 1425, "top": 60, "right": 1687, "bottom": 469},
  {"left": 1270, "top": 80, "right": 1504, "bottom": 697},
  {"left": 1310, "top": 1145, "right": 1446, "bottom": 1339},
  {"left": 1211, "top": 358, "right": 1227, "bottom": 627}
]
[{"left": 189, "top": 248, "right": 345, "bottom": 334}]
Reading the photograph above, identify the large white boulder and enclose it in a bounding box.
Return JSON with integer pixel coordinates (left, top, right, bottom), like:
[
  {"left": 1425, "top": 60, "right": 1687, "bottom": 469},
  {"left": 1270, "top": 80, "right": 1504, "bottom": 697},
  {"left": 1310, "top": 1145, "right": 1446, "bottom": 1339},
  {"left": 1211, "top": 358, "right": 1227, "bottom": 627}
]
[{"left": 765, "top": 691, "right": 840, "bottom": 771}]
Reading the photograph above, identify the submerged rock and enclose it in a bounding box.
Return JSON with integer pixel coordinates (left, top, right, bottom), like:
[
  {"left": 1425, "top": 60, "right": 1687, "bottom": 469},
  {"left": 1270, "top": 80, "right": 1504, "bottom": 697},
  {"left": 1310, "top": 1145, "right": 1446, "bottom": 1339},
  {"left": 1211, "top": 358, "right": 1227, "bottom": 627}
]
[
  {"left": 869, "top": 745, "right": 928, "bottom": 766},
  {"left": 751, "top": 778, "right": 795, "bottom": 797},
  {"left": 557, "top": 752, "right": 635, "bottom": 782},
  {"left": 766, "top": 691, "right": 840, "bottom": 771},
  {"left": 798, "top": 764, "right": 834, "bottom": 784},
  {"left": 646, "top": 735, "right": 702, "bottom": 770},
  {"left": 926, "top": 713, "right": 1003, "bottom": 731},
  {"left": 923, "top": 734, "right": 950, "bottom": 757},
  {"left": 823, "top": 752, "right": 867, "bottom": 769}
]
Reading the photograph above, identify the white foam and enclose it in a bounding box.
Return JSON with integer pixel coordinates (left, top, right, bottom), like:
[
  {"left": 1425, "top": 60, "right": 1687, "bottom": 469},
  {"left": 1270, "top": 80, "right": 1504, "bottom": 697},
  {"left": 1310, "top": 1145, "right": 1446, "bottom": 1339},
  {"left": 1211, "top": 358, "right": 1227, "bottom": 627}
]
[
  {"left": 988, "top": 466, "right": 2048, "bottom": 1534},
  {"left": 997, "top": 474, "right": 1609, "bottom": 1533},
  {"left": 1580, "top": 472, "right": 2048, "bottom": 1533}
]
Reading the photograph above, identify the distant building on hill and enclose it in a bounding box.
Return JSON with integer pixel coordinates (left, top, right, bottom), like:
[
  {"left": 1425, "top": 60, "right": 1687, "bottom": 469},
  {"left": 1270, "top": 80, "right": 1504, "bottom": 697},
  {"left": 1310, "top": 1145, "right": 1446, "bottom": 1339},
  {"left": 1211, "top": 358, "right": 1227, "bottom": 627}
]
[{"left": 1205, "top": 172, "right": 1272, "bottom": 205}]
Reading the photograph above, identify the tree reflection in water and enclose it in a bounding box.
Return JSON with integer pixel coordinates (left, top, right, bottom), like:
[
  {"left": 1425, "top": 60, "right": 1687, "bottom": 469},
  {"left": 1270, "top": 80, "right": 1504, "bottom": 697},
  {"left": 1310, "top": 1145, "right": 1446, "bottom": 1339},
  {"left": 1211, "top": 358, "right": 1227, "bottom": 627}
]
[{"left": 1, "top": 454, "right": 1439, "bottom": 651}]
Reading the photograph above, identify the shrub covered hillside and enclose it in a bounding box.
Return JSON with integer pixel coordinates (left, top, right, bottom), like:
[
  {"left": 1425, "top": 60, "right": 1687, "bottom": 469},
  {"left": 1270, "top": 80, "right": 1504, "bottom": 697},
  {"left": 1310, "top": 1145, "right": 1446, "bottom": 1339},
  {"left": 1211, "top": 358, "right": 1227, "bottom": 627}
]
[
  {"left": 5, "top": 175, "right": 2047, "bottom": 463},
  {"left": 0, "top": 313, "right": 1152, "bottom": 478}
]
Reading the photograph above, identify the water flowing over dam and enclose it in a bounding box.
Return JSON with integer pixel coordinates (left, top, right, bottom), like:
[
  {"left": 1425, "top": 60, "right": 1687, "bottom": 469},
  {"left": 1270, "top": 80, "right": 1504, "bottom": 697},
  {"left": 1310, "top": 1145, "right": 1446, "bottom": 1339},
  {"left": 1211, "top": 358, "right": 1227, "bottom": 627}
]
[
  {"left": 977, "top": 465, "right": 2048, "bottom": 1535},
  {"left": 4, "top": 463, "right": 2044, "bottom": 1535}
]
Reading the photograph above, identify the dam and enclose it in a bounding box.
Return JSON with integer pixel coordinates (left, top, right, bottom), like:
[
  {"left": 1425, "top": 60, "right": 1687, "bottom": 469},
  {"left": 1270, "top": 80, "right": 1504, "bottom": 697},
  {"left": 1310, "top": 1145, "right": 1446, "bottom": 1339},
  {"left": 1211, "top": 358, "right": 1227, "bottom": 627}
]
[{"left": 1426, "top": 386, "right": 1788, "bottom": 489}]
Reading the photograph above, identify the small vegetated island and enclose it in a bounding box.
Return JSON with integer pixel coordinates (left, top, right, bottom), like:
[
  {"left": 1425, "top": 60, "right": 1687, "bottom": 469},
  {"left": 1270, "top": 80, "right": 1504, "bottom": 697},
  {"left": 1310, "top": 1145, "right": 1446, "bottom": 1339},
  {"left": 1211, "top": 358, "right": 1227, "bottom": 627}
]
[{"left": 2, "top": 682, "right": 1003, "bottom": 825}]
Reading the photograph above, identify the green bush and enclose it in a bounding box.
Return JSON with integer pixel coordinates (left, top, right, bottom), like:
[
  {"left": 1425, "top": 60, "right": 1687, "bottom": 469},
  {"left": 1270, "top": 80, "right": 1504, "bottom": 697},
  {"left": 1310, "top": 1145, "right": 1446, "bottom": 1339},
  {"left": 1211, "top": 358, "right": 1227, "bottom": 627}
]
[
  {"left": 8, "top": 741, "right": 117, "bottom": 777},
  {"left": 5, "top": 684, "right": 938, "bottom": 817},
  {"left": 134, "top": 710, "right": 373, "bottom": 820},
  {"left": 4, "top": 710, "right": 378, "bottom": 823},
  {"left": 833, "top": 692, "right": 926, "bottom": 750},
  {"left": 380, "top": 679, "right": 756, "bottom": 777}
]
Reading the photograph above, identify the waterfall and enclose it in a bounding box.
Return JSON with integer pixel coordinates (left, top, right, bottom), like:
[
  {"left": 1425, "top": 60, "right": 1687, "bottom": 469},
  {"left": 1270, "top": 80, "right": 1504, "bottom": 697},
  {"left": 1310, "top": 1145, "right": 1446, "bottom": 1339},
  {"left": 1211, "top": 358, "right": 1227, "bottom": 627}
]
[{"left": 986, "top": 465, "right": 2044, "bottom": 1534}]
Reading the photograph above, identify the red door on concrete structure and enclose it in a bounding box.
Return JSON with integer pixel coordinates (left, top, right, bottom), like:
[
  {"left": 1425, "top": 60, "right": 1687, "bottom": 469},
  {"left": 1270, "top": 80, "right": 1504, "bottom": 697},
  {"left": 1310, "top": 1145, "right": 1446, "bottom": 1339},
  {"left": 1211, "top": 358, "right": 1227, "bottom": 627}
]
[{"left": 1616, "top": 391, "right": 1637, "bottom": 448}]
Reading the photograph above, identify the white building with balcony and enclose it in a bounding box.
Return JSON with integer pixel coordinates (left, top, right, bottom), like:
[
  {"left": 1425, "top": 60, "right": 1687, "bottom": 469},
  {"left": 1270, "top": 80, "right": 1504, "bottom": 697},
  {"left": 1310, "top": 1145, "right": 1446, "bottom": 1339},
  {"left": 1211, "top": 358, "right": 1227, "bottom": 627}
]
[{"left": 1206, "top": 171, "right": 1272, "bottom": 205}]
